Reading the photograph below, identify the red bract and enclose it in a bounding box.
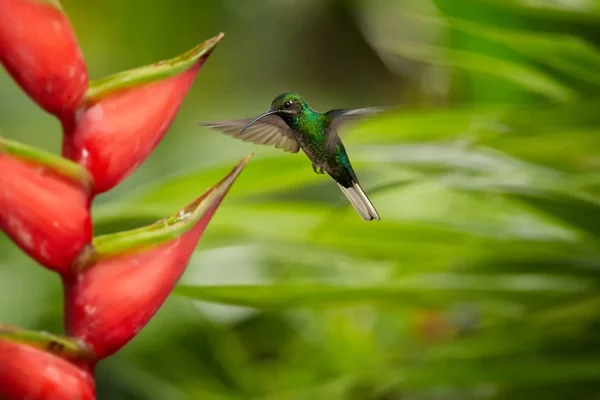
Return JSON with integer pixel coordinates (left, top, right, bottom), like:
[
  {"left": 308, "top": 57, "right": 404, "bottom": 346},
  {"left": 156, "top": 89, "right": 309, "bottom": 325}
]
[
  {"left": 0, "top": 0, "right": 88, "bottom": 121},
  {"left": 0, "top": 325, "right": 95, "bottom": 400},
  {"left": 62, "top": 33, "right": 224, "bottom": 194},
  {"left": 0, "top": 137, "right": 93, "bottom": 273},
  {"left": 64, "top": 155, "right": 250, "bottom": 359}
]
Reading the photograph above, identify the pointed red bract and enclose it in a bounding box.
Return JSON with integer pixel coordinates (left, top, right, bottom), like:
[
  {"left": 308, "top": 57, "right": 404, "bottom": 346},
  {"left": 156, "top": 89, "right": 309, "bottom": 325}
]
[
  {"left": 64, "top": 207, "right": 213, "bottom": 359},
  {"left": 64, "top": 67, "right": 199, "bottom": 194},
  {"left": 0, "top": 339, "right": 95, "bottom": 400},
  {"left": 0, "top": 149, "right": 92, "bottom": 273},
  {"left": 62, "top": 34, "right": 224, "bottom": 194},
  {"left": 0, "top": 0, "right": 88, "bottom": 121},
  {"left": 64, "top": 156, "right": 249, "bottom": 359}
]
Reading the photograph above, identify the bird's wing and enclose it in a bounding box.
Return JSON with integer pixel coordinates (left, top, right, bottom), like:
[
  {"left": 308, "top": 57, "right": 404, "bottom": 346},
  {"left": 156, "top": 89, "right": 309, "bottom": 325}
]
[
  {"left": 196, "top": 115, "right": 300, "bottom": 153},
  {"left": 324, "top": 107, "right": 386, "bottom": 151}
]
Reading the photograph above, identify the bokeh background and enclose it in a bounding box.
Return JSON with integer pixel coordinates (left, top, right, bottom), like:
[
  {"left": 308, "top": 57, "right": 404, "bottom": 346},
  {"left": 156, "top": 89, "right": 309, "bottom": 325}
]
[{"left": 2, "top": 0, "right": 600, "bottom": 399}]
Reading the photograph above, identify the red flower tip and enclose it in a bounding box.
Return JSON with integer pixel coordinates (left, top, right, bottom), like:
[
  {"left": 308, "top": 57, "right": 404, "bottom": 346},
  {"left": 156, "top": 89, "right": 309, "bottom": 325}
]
[
  {"left": 0, "top": 325, "right": 95, "bottom": 400},
  {"left": 62, "top": 33, "right": 225, "bottom": 194},
  {"left": 0, "top": 137, "right": 93, "bottom": 273},
  {"left": 64, "top": 154, "right": 250, "bottom": 359},
  {"left": 0, "top": 0, "right": 88, "bottom": 121}
]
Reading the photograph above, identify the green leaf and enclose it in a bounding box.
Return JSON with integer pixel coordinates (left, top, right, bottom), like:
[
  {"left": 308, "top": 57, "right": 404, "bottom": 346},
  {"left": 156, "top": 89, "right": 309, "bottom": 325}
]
[
  {"left": 465, "top": 0, "right": 600, "bottom": 24},
  {"left": 388, "top": 42, "right": 578, "bottom": 102},
  {"left": 410, "top": 12, "right": 600, "bottom": 87},
  {"left": 402, "top": 357, "right": 600, "bottom": 388},
  {"left": 174, "top": 273, "right": 589, "bottom": 310}
]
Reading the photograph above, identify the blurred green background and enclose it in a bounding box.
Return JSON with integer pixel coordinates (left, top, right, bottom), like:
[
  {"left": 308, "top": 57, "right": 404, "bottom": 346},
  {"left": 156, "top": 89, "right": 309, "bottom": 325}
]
[{"left": 2, "top": 0, "right": 600, "bottom": 399}]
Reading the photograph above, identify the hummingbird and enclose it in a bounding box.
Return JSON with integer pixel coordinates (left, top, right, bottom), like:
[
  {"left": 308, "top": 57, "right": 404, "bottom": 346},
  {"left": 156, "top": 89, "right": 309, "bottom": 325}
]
[{"left": 197, "top": 92, "right": 382, "bottom": 221}]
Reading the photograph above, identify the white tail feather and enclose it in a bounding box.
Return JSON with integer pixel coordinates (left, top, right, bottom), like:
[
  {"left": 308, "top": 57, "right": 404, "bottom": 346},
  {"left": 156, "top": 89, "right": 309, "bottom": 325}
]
[{"left": 337, "top": 182, "right": 381, "bottom": 221}]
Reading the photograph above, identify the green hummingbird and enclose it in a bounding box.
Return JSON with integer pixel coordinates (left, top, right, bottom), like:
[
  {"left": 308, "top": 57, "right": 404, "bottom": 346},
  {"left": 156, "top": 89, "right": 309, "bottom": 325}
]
[{"left": 197, "top": 92, "right": 382, "bottom": 221}]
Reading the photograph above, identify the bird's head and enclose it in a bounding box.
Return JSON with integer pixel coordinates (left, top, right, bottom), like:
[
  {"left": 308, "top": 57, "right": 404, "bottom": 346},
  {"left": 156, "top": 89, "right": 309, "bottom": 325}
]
[
  {"left": 240, "top": 92, "right": 310, "bottom": 133},
  {"left": 269, "top": 92, "right": 307, "bottom": 116}
]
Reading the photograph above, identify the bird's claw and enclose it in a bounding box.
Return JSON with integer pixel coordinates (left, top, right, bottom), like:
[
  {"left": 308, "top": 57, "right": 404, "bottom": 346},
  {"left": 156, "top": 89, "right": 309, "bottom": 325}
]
[{"left": 312, "top": 163, "right": 325, "bottom": 174}]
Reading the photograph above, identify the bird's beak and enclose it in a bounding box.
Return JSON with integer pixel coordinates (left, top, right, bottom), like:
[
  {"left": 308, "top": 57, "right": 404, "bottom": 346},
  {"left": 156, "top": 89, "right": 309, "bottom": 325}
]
[{"left": 240, "top": 110, "right": 278, "bottom": 133}]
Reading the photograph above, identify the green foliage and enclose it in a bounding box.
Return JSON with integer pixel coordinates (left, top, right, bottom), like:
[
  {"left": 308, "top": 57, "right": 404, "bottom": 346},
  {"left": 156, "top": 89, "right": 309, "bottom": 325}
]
[{"left": 86, "top": 1, "right": 600, "bottom": 397}]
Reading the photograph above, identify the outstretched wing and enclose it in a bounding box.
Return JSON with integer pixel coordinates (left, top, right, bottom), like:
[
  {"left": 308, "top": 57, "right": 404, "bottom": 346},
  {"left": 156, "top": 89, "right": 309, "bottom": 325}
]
[
  {"left": 196, "top": 115, "right": 300, "bottom": 153},
  {"left": 324, "top": 107, "right": 386, "bottom": 151}
]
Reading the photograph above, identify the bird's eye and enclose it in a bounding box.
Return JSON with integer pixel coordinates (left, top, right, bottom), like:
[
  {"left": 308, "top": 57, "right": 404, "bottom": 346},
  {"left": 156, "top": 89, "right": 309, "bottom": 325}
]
[{"left": 283, "top": 101, "right": 292, "bottom": 109}]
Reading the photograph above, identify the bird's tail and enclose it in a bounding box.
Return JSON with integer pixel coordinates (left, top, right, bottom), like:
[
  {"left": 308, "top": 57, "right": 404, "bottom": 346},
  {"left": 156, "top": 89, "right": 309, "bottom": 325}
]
[{"left": 336, "top": 181, "right": 380, "bottom": 221}]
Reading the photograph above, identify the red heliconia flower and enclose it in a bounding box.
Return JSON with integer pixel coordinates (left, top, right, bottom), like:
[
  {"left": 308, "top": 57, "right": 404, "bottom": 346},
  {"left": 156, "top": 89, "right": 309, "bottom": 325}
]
[
  {"left": 0, "top": 325, "right": 95, "bottom": 400},
  {"left": 0, "top": 0, "right": 88, "bottom": 122},
  {"left": 63, "top": 155, "right": 250, "bottom": 359},
  {"left": 1, "top": 1, "right": 242, "bottom": 395},
  {"left": 62, "top": 33, "right": 224, "bottom": 194},
  {"left": 0, "top": 137, "right": 93, "bottom": 273}
]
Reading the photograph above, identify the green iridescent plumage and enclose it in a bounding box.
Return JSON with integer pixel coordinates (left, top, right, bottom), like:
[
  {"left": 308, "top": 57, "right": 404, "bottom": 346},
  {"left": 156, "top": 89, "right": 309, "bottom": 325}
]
[{"left": 197, "top": 92, "right": 382, "bottom": 221}]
